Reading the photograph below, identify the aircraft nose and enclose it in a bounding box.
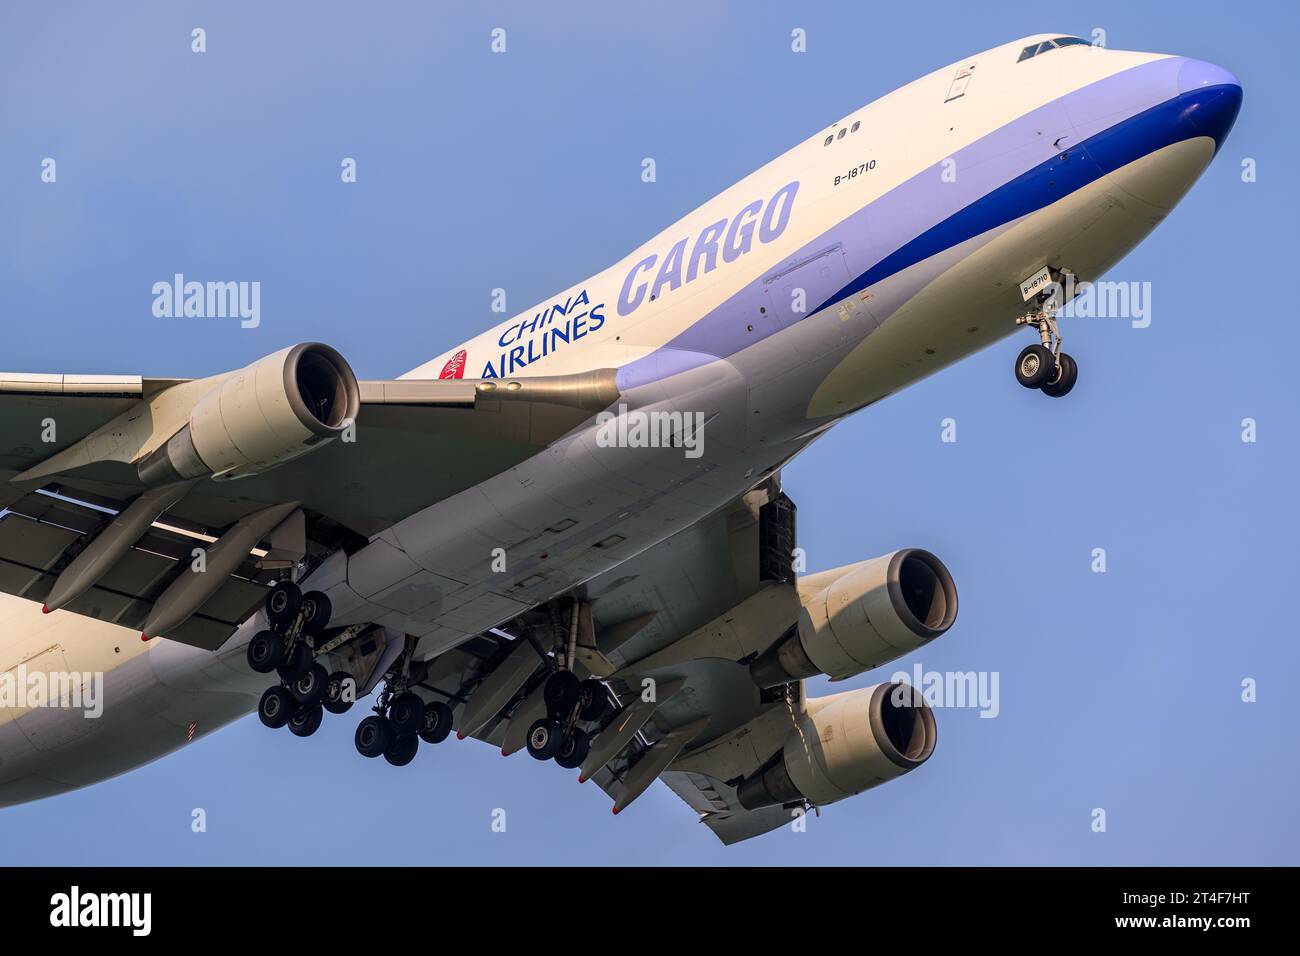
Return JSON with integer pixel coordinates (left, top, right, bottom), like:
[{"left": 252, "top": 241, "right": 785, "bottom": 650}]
[{"left": 1176, "top": 59, "right": 1242, "bottom": 149}]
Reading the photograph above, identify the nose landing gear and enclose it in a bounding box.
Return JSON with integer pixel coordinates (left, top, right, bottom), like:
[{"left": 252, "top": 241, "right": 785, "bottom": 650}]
[{"left": 1014, "top": 301, "right": 1078, "bottom": 398}]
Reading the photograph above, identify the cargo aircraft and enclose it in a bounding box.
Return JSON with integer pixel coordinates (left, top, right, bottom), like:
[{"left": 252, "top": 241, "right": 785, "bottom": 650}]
[{"left": 0, "top": 35, "right": 1240, "bottom": 842}]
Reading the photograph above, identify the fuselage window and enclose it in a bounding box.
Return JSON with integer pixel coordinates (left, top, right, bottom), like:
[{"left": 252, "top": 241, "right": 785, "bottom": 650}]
[
  {"left": 851, "top": 121, "right": 860, "bottom": 133},
  {"left": 823, "top": 135, "right": 833, "bottom": 146},
  {"left": 837, "top": 128, "right": 846, "bottom": 140}
]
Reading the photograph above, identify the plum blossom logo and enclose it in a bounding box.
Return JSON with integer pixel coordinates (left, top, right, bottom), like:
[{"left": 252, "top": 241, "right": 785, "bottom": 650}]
[{"left": 439, "top": 350, "right": 467, "bottom": 379}]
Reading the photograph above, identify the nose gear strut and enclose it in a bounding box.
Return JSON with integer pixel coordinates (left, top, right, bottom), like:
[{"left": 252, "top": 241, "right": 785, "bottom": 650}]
[{"left": 1013, "top": 272, "right": 1078, "bottom": 398}]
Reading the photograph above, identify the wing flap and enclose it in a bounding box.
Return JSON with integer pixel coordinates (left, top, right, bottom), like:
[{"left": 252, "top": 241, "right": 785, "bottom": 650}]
[{"left": 0, "top": 490, "right": 276, "bottom": 649}]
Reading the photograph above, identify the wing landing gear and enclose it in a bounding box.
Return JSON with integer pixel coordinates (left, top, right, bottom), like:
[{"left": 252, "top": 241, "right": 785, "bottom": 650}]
[{"left": 249, "top": 579, "right": 358, "bottom": 739}]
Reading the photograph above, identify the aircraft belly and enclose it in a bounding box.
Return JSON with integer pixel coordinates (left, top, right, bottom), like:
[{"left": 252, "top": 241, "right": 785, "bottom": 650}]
[{"left": 314, "top": 359, "right": 792, "bottom": 658}]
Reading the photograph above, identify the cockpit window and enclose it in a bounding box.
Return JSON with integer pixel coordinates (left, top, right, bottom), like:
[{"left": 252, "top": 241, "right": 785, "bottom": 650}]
[{"left": 1018, "top": 36, "right": 1090, "bottom": 62}]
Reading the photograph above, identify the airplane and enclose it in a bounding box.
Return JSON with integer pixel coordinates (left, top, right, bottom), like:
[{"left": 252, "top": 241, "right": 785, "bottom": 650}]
[{"left": 0, "top": 33, "right": 1240, "bottom": 844}]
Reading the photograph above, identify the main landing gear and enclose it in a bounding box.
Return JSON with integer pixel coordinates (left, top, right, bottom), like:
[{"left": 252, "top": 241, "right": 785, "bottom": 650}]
[
  {"left": 350, "top": 631, "right": 454, "bottom": 765},
  {"left": 1014, "top": 304, "right": 1078, "bottom": 398},
  {"left": 251, "top": 580, "right": 344, "bottom": 739},
  {"left": 525, "top": 670, "right": 610, "bottom": 770},
  {"left": 353, "top": 686, "right": 454, "bottom": 766}
]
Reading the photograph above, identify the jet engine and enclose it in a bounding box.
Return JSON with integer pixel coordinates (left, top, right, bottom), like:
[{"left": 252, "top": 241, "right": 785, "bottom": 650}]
[
  {"left": 736, "top": 682, "right": 936, "bottom": 810},
  {"left": 138, "top": 343, "right": 359, "bottom": 484},
  {"left": 750, "top": 548, "right": 957, "bottom": 687}
]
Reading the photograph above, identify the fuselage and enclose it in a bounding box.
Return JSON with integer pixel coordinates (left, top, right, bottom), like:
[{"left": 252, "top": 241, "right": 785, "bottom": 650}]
[{"left": 0, "top": 34, "right": 1241, "bottom": 807}]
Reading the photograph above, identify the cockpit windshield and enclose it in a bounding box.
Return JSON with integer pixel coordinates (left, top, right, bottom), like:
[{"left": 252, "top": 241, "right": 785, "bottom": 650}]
[{"left": 1017, "top": 36, "right": 1092, "bottom": 62}]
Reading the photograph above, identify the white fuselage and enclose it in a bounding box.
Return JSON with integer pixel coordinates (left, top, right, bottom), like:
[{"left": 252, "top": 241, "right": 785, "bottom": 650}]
[{"left": 0, "top": 33, "right": 1239, "bottom": 806}]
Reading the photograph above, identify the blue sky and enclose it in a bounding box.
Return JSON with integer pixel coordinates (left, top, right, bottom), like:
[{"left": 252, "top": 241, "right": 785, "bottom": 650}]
[{"left": 2, "top": 0, "right": 1296, "bottom": 864}]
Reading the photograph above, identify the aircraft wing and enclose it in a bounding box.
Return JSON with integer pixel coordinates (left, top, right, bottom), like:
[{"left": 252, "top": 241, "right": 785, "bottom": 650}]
[
  {"left": 428, "top": 481, "right": 810, "bottom": 844},
  {"left": 0, "top": 368, "right": 618, "bottom": 536},
  {"left": 0, "top": 365, "right": 619, "bottom": 649}
]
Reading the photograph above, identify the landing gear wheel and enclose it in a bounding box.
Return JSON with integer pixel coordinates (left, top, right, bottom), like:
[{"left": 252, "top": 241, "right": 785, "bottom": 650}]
[
  {"left": 388, "top": 692, "right": 426, "bottom": 737},
  {"left": 355, "top": 714, "right": 393, "bottom": 758},
  {"left": 288, "top": 704, "right": 324, "bottom": 738},
  {"left": 246, "top": 630, "right": 284, "bottom": 674},
  {"left": 1015, "top": 344, "right": 1056, "bottom": 389},
  {"left": 543, "top": 671, "right": 580, "bottom": 717},
  {"left": 576, "top": 679, "right": 609, "bottom": 721},
  {"left": 419, "top": 701, "right": 454, "bottom": 744},
  {"left": 526, "top": 718, "right": 564, "bottom": 760},
  {"left": 300, "top": 590, "right": 332, "bottom": 636},
  {"left": 554, "top": 728, "right": 591, "bottom": 769},
  {"left": 292, "top": 663, "right": 329, "bottom": 707},
  {"left": 265, "top": 581, "right": 302, "bottom": 629},
  {"left": 323, "top": 671, "right": 356, "bottom": 715},
  {"left": 383, "top": 733, "right": 419, "bottom": 767},
  {"left": 277, "top": 643, "right": 313, "bottom": 683},
  {"left": 258, "top": 686, "right": 295, "bottom": 729},
  {"left": 1041, "top": 352, "right": 1078, "bottom": 398}
]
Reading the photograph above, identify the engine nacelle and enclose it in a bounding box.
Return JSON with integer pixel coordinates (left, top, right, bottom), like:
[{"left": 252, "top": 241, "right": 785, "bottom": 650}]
[
  {"left": 736, "top": 682, "right": 936, "bottom": 810},
  {"left": 750, "top": 548, "right": 957, "bottom": 687},
  {"left": 138, "top": 343, "right": 359, "bottom": 484}
]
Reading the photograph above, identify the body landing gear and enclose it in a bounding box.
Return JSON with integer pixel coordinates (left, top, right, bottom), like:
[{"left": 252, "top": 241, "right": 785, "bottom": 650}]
[{"left": 351, "top": 677, "right": 455, "bottom": 764}]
